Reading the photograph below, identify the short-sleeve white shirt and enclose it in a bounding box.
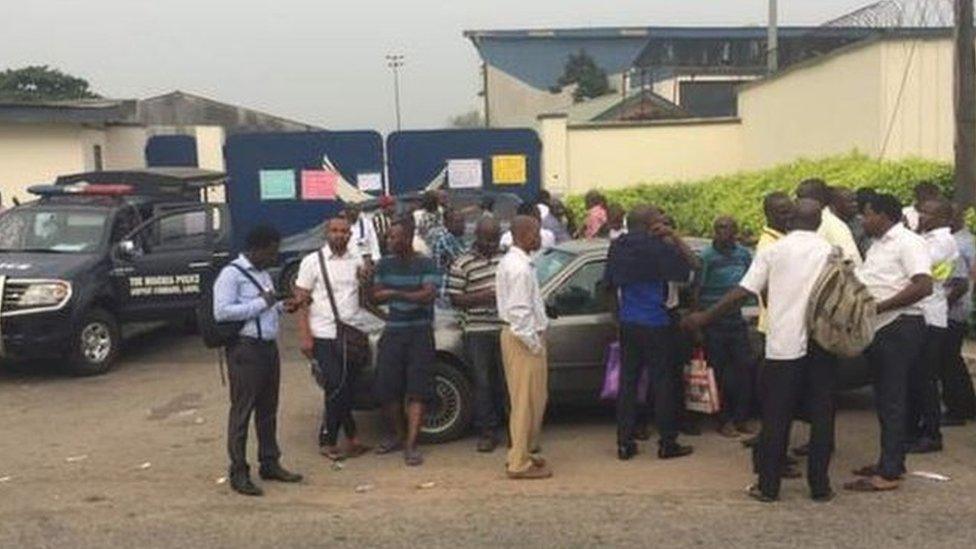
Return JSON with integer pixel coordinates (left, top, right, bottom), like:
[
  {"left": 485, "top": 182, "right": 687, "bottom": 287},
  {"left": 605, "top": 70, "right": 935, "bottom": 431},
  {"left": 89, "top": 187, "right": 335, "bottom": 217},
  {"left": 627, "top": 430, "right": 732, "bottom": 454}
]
[
  {"left": 739, "top": 230, "right": 833, "bottom": 361},
  {"left": 919, "top": 227, "right": 959, "bottom": 328},
  {"left": 856, "top": 223, "right": 932, "bottom": 330},
  {"left": 294, "top": 245, "right": 365, "bottom": 339}
]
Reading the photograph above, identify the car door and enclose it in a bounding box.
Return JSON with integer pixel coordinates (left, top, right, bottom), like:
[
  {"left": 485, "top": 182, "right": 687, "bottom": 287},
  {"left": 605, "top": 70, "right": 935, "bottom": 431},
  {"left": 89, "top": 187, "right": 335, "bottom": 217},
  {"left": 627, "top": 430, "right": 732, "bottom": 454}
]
[
  {"left": 111, "top": 204, "right": 227, "bottom": 321},
  {"left": 544, "top": 259, "right": 617, "bottom": 403}
]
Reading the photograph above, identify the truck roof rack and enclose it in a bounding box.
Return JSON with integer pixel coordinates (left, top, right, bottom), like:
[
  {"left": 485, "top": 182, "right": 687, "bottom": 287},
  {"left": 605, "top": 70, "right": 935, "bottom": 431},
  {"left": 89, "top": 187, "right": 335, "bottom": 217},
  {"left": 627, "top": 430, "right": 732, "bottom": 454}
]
[{"left": 54, "top": 168, "right": 226, "bottom": 198}]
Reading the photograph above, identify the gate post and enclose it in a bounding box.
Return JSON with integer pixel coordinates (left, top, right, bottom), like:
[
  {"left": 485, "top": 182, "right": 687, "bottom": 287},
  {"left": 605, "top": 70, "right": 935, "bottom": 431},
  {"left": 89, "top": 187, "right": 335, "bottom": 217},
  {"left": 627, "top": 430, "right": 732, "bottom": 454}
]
[{"left": 538, "top": 113, "right": 569, "bottom": 196}]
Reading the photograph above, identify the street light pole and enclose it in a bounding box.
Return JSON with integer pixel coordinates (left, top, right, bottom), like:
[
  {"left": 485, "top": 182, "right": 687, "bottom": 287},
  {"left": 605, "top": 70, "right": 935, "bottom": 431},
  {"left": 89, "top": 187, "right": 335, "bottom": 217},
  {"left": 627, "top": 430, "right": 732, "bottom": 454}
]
[
  {"left": 386, "top": 54, "right": 405, "bottom": 132},
  {"left": 954, "top": 0, "right": 976, "bottom": 205},
  {"left": 768, "top": 0, "right": 779, "bottom": 74}
]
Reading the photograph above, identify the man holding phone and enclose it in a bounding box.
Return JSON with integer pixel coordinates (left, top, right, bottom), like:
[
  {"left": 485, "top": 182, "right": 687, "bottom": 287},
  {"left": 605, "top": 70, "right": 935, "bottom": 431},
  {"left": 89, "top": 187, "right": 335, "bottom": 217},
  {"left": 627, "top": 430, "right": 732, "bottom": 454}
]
[{"left": 213, "top": 225, "right": 303, "bottom": 496}]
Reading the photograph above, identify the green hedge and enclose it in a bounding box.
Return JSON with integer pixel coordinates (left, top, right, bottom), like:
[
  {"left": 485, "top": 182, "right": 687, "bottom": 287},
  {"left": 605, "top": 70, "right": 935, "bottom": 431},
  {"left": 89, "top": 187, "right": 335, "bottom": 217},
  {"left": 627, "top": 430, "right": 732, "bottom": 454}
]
[{"left": 564, "top": 153, "right": 954, "bottom": 238}]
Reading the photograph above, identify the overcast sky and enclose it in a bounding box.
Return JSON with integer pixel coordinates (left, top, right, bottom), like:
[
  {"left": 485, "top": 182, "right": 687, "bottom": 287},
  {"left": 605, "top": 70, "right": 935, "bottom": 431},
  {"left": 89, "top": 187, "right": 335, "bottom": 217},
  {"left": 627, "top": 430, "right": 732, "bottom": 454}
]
[{"left": 2, "top": 0, "right": 875, "bottom": 133}]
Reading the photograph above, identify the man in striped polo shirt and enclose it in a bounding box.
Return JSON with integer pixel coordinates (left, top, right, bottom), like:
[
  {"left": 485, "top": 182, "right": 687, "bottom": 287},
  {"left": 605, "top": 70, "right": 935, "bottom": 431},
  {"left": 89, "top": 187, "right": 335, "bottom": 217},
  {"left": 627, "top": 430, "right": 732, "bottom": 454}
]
[{"left": 447, "top": 217, "right": 506, "bottom": 452}]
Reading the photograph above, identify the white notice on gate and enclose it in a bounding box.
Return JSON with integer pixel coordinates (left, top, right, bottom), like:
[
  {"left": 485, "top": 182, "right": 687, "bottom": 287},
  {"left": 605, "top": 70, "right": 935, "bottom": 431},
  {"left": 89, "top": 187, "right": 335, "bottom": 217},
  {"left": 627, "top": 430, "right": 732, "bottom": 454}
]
[
  {"left": 447, "top": 159, "right": 483, "bottom": 189},
  {"left": 357, "top": 172, "right": 383, "bottom": 192}
]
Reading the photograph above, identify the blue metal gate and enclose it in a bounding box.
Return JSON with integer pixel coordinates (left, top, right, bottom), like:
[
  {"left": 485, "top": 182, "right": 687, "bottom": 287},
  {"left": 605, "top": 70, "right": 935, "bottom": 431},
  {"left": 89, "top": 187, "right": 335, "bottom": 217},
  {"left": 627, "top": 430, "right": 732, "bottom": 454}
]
[
  {"left": 223, "top": 131, "right": 384, "bottom": 249},
  {"left": 386, "top": 128, "right": 540, "bottom": 202}
]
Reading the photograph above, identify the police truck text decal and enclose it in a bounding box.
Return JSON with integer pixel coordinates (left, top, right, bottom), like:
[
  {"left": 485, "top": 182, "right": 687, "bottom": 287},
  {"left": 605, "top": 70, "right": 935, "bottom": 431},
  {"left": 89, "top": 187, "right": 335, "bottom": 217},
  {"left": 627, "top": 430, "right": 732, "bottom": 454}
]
[{"left": 128, "top": 274, "right": 200, "bottom": 296}]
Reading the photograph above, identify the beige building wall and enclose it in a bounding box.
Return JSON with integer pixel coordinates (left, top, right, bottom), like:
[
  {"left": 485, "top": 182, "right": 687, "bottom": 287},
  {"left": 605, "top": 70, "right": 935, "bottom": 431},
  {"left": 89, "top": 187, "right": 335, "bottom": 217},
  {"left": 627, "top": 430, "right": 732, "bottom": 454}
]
[
  {"left": 487, "top": 65, "right": 576, "bottom": 128},
  {"left": 542, "top": 116, "right": 743, "bottom": 194},
  {"left": 104, "top": 126, "right": 149, "bottom": 169},
  {"left": 738, "top": 41, "right": 884, "bottom": 170},
  {"left": 0, "top": 123, "right": 87, "bottom": 204},
  {"left": 878, "top": 37, "right": 955, "bottom": 161}
]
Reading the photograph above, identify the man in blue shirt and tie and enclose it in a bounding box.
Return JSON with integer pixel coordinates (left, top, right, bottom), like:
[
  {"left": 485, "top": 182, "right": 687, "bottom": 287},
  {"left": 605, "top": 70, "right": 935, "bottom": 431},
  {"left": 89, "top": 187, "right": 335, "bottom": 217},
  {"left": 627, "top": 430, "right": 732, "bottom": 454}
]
[{"left": 213, "top": 225, "right": 302, "bottom": 496}]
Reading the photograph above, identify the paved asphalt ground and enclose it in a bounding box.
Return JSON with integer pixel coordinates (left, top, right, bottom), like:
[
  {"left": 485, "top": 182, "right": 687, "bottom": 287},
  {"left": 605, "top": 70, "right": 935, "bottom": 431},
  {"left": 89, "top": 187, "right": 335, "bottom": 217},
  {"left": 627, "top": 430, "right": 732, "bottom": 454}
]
[{"left": 2, "top": 321, "right": 976, "bottom": 548}]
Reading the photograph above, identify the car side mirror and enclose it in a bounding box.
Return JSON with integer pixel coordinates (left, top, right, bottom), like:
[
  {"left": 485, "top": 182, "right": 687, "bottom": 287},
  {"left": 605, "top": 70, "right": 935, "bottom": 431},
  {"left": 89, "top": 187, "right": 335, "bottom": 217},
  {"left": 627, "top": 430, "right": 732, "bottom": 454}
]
[
  {"left": 115, "top": 240, "right": 137, "bottom": 260},
  {"left": 545, "top": 303, "right": 560, "bottom": 319}
]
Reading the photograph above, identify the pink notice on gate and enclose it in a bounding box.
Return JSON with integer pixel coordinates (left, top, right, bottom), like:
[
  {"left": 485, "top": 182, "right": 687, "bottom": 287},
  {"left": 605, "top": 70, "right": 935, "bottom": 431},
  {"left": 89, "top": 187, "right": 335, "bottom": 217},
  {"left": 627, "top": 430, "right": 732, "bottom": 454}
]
[{"left": 301, "top": 169, "right": 338, "bottom": 200}]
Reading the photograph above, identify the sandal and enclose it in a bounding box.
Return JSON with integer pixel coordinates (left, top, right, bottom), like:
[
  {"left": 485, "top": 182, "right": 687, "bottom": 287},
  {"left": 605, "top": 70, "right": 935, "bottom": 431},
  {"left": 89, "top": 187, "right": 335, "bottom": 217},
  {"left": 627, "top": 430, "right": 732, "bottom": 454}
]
[
  {"left": 404, "top": 448, "right": 424, "bottom": 467},
  {"left": 374, "top": 438, "right": 404, "bottom": 455},
  {"left": 746, "top": 483, "right": 776, "bottom": 503},
  {"left": 843, "top": 477, "right": 899, "bottom": 492},
  {"left": 319, "top": 445, "right": 346, "bottom": 462},
  {"left": 852, "top": 465, "right": 903, "bottom": 480}
]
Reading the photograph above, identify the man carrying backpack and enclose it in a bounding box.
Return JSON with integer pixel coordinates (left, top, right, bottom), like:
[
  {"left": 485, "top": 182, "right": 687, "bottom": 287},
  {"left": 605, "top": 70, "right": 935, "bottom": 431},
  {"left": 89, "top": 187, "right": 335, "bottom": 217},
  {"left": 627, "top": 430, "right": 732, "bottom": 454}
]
[
  {"left": 846, "top": 193, "right": 932, "bottom": 494},
  {"left": 213, "top": 226, "right": 303, "bottom": 496},
  {"left": 683, "top": 199, "right": 836, "bottom": 503}
]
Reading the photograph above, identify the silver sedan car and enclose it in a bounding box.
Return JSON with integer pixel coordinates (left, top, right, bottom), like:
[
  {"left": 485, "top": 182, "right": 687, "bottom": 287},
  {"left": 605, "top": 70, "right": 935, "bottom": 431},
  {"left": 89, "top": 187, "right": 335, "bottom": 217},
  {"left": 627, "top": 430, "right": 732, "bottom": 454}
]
[{"left": 352, "top": 238, "right": 868, "bottom": 444}]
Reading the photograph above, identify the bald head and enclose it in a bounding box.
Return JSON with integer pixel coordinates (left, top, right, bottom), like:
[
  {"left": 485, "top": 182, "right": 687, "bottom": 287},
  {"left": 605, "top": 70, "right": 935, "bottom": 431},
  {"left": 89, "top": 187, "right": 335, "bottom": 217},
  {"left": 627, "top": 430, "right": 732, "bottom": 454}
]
[
  {"left": 792, "top": 198, "right": 824, "bottom": 231},
  {"left": 626, "top": 205, "right": 658, "bottom": 234},
  {"left": 511, "top": 215, "right": 542, "bottom": 253},
  {"left": 474, "top": 216, "right": 501, "bottom": 256}
]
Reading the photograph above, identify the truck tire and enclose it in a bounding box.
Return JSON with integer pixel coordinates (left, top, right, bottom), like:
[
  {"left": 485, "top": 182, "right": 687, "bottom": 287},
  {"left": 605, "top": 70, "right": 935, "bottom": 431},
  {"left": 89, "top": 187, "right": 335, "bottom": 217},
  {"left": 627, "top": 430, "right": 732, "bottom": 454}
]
[
  {"left": 68, "top": 308, "right": 120, "bottom": 376},
  {"left": 419, "top": 360, "right": 473, "bottom": 444}
]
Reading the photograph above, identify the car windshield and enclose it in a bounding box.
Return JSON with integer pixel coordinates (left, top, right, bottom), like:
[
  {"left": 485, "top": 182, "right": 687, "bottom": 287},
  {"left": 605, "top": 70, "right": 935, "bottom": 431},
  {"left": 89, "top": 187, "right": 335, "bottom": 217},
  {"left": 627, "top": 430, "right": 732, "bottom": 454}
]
[
  {"left": 535, "top": 248, "right": 576, "bottom": 286},
  {"left": 0, "top": 208, "right": 109, "bottom": 253}
]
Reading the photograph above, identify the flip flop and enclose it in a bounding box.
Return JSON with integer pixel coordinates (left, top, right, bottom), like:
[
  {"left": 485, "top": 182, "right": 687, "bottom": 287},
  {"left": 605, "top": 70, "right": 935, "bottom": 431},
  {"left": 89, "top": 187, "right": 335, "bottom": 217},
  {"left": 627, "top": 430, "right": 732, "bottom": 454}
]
[
  {"left": 852, "top": 465, "right": 880, "bottom": 477},
  {"left": 374, "top": 438, "right": 404, "bottom": 455},
  {"left": 319, "top": 447, "right": 346, "bottom": 461},
  {"left": 746, "top": 483, "right": 776, "bottom": 503},
  {"left": 404, "top": 448, "right": 424, "bottom": 467},
  {"left": 843, "top": 477, "right": 899, "bottom": 492}
]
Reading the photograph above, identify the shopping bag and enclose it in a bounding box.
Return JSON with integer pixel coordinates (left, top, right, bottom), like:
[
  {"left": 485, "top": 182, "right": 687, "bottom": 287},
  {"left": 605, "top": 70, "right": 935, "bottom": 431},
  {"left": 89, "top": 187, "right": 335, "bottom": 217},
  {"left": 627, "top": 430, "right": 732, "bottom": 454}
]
[
  {"left": 600, "top": 342, "right": 649, "bottom": 403},
  {"left": 683, "top": 347, "right": 721, "bottom": 414}
]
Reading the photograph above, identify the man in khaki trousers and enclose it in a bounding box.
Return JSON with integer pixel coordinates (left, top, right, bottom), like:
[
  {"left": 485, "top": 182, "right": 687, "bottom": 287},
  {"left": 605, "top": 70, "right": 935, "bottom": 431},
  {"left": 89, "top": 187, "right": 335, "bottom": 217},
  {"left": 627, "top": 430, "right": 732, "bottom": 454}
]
[{"left": 496, "top": 215, "right": 551, "bottom": 480}]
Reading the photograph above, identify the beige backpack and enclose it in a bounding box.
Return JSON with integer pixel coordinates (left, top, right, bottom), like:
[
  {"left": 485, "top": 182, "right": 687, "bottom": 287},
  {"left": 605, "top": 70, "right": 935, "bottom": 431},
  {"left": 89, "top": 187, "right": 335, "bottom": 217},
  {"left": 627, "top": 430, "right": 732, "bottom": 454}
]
[{"left": 806, "top": 249, "right": 877, "bottom": 358}]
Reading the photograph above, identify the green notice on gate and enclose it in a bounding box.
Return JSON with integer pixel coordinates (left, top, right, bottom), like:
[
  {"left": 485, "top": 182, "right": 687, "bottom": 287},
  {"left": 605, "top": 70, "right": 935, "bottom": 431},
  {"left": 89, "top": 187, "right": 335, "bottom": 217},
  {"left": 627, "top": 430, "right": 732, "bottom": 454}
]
[{"left": 259, "top": 169, "right": 297, "bottom": 200}]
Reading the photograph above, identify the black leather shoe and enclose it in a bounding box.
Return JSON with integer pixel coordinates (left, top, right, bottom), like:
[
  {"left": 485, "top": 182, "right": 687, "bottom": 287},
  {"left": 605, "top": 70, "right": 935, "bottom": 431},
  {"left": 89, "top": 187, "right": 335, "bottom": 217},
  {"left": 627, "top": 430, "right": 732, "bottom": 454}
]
[
  {"left": 658, "top": 443, "right": 694, "bottom": 460},
  {"left": 811, "top": 489, "right": 835, "bottom": 503},
  {"left": 617, "top": 442, "right": 638, "bottom": 461},
  {"left": 230, "top": 475, "right": 263, "bottom": 496},
  {"left": 259, "top": 463, "right": 303, "bottom": 483},
  {"left": 477, "top": 432, "right": 499, "bottom": 453},
  {"left": 905, "top": 438, "right": 943, "bottom": 454}
]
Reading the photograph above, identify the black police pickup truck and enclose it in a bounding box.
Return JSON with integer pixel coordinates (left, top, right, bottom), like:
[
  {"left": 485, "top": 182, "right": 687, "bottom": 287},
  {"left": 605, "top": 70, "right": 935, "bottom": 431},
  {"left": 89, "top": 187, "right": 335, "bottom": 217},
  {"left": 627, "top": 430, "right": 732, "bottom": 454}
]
[{"left": 0, "top": 168, "right": 231, "bottom": 375}]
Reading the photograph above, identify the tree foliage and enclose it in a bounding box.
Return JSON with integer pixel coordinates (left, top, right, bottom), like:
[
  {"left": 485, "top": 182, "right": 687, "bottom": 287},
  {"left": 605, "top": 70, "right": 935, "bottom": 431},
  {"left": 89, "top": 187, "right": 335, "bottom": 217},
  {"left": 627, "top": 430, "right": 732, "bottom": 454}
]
[
  {"left": 564, "top": 153, "right": 954, "bottom": 238},
  {"left": 0, "top": 65, "right": 100, "bottom": 101},
  {"left": 556, "top": 50, "right": 612, "bottom": 102}
]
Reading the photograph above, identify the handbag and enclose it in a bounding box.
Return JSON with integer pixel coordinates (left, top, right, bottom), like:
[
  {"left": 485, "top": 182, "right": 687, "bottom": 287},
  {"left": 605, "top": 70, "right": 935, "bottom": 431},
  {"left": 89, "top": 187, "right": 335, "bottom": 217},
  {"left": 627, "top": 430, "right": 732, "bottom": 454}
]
[
  {"left": 599, "top": 341, "right": 649, "bottom": 403},
  {"left": 683, "top": 347, "right": 721, "bottom": 414},
  {"left": 317, "top": 250, "right": 371, "bottom": 369}
]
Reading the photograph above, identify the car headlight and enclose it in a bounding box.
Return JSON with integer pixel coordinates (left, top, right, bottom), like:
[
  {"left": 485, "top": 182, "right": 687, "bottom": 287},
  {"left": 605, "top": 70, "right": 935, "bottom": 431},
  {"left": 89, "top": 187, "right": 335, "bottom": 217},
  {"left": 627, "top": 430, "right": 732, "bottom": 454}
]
[{"left": 18, "top": 281, "right": 71, "bottom": 307}]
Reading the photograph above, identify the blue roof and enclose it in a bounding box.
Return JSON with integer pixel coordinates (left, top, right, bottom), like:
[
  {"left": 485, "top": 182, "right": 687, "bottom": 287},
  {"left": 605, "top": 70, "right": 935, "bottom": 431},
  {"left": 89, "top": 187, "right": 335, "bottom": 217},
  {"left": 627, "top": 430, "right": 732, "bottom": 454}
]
[{"left": 464, "top": 26, "right": 934, "bottom": 90}]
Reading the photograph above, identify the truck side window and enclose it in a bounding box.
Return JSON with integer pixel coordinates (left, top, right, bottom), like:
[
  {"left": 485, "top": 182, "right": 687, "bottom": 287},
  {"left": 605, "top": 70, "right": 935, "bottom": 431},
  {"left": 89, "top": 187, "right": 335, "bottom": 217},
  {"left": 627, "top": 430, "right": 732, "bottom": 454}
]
[
  {"left": 110, "top": 208, "right": 141, "bottom": 244},
  {"left": 150, "top": 210, "right": 209, "bottom": 252}
]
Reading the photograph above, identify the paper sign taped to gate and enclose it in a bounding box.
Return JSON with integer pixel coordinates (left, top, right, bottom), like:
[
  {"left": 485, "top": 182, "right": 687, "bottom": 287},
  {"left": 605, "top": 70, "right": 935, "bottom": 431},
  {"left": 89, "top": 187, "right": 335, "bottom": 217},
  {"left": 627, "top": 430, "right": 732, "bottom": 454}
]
[
  {"left": 301, "top": 170, "right": 337, "bottom": 200},
  {"left": 491, "top": 155, "right": 527, "bottom": 185},
  {"left": 357, "top": 172, "right": 383, "bottom": 192},
  {"left": 447, "top": 159, "right": 483, "bottom": 189},
  {"left": 259, "top": 170, "right": 296, "bottom": 200}
]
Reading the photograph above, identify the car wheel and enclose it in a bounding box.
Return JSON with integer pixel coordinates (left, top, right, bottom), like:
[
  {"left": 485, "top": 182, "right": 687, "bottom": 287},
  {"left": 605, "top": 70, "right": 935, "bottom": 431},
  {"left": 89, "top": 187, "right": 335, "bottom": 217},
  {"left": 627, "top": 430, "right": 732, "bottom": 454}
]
[
  {"left": 68, "top": 308, "right": 120, "bottom": 376},
  {"left": 419, "top": 360, "right": 473, "bottom": 444}
]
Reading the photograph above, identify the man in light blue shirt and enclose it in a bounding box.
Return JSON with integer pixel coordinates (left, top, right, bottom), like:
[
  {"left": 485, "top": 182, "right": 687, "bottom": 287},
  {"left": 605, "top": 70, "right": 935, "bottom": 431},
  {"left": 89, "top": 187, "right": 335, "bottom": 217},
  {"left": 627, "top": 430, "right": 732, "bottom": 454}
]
[{"left": 213, "top": 225, "right": 302, "bottom": 496}]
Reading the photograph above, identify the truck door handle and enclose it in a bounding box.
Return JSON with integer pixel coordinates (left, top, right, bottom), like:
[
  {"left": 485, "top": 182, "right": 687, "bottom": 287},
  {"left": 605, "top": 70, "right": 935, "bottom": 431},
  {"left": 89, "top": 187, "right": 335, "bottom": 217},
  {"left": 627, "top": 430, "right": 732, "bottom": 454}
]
[{"left": 188, "top": 261, "right": 211, "bottom": 269}]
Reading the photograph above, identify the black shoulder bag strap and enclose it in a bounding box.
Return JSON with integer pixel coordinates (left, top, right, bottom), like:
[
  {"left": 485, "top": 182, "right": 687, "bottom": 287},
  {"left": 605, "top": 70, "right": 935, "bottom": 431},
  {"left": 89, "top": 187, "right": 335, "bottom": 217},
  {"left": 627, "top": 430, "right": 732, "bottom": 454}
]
[
  {"left": 316, "top": 249, "right": 349, "bottom": 401},
  {"left": 230, "top": 263, "right": 267, "bottom": 340}
]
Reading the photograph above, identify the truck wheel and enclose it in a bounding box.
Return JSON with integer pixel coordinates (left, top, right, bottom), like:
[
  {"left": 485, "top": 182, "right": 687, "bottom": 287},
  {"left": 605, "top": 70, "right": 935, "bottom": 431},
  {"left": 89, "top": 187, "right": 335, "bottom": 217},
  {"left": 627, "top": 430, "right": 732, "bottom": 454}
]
[
  {"left": 419, "top": 360, "right": 473, "bottom": 444},
  {"left": 68, "top": 308, "right": 120, "bottom": 376}
]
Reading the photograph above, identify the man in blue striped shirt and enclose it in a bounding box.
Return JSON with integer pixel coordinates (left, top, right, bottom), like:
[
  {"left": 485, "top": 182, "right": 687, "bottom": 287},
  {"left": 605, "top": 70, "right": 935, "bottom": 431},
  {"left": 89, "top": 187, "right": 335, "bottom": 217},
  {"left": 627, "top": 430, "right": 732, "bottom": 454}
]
[
  {"left": 368, "top": 218, "right": 441, "bottom": 466},
  {"left": 213, "top": 226, "right": 302, "bottom": 496}
]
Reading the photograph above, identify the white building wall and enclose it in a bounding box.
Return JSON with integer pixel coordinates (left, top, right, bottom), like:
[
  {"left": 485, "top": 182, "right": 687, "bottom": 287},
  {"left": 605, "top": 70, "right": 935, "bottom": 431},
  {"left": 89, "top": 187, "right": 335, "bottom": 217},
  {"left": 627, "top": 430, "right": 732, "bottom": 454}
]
[{"left": 0, "top": 123, "right": 87, "bottom": 204}]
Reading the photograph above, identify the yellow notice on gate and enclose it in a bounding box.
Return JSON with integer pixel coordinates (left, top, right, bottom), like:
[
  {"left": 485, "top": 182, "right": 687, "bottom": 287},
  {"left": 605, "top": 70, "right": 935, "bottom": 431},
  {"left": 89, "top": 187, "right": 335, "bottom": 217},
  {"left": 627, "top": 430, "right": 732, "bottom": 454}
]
[{"left": 491, "top": 155, "right": 527, "bottom": 185}]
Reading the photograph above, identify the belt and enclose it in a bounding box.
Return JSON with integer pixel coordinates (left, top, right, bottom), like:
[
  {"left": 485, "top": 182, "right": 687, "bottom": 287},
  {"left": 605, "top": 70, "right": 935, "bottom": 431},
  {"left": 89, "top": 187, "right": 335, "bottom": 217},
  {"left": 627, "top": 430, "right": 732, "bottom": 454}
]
[{"left": 237, "top": 336, "right": 277, "bottom": 346}]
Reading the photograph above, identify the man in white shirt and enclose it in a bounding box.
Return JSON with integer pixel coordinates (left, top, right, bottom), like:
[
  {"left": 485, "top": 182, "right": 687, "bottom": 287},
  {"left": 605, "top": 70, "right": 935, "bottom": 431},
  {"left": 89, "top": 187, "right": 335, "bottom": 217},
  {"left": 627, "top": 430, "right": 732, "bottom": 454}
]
[
  {"left": 293, "top": 217, "right": 371, "bottom": 461},
  {"left": 905, "top": 199, "right": 958, "bottom": 454},
  {"left": 797, "top": 179, "right": 862, "bottom": 266},
  {"left": 344, "top": 204, "right": 381, "bottom": 262},
  {"left": 500, "top": 202, "right": 555, "bottom": 255},
  {"left": 683, "top": 199, "right": 835, "bottom": 503},
  {"left": 941, "top": 206, "right": 976, "bottom": 424},
  {"left": 848, "top": 193, "right": 932, "bottom": 494},
  {"left": 496, "top": 215, "right": 551, "bottom": 480}
]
